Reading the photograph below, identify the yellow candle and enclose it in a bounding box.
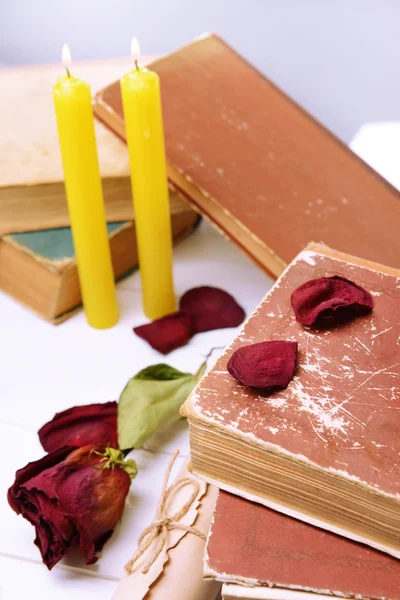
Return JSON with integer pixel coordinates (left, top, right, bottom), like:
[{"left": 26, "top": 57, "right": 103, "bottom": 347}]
[
  {"left": 120, "top": 38, "right": 175, "bottom": 320},
  {"left": 53, "top": 44, "right": 118, "bottom": 329}
]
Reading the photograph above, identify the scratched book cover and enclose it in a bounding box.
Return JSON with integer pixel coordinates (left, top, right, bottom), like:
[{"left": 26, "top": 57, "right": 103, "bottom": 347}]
[
  {"left": 94, "top": 34, "right": 400, "bottom": 274},
  {"left": 205, "top": 491, "right": 400, "bottom": 599},
  {"left": 187, "top": 245, "right": 400, "bottom": 498},
  {"left": 182, "top": 245, "right": 400, "bottom": 557}
]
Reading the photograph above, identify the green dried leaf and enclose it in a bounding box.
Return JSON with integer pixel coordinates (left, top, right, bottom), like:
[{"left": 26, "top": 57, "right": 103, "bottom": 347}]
[
  {"left": 134, "top": 364, "right": 190, "bottom": 381},
  {"left": 117, "top": 362, "right": 205, "bottom": 450}
]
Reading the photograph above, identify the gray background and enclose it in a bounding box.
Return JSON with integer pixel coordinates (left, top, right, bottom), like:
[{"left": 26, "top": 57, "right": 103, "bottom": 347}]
[{"left": 1, "top": 0, "right": 398, "bottom": 143}]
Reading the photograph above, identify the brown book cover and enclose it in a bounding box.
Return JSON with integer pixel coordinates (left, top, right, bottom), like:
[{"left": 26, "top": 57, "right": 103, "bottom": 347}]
[
  {"left": 205, "top": 490, "right": 400, "bottom": 600},
  {"left": 94, "top": 33, "right": 400, "bottom": 277},
  {"left": 181, "top": 243, "right": 400, "bottom": 557},
  {"left": 0, "top": 58, "right": 191, "bottom": 234},
  {"left": 0, "top": 211, "right": 199, "bottom": 323}
]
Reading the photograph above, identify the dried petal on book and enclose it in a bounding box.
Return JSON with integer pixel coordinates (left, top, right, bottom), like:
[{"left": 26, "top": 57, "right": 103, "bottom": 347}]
[
  {"left": 227, "top": 340, "right": 298, "bottom": 389},
  {"left": 291, "top": 275, "right": 373, "bottom": 327}
]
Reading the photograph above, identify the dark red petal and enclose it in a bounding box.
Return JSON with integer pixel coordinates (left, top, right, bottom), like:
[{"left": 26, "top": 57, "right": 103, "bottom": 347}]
[
  {"left": 55, "top": 446, "right": 131, "bottom": 565},
  {"left": 38, "top": 402, "right": 118, "bottom": 453},
  {"left": 133, "top": 312, "right": 194, "bottom": 354},
  {"left": 33, "top": 519, "right": 78, "bottom": 570},
  {"left": 22, "top": 446, "right": 95, "bottom": 499},
  {"left": 180, "top": 286, "right": 245, "bottom": 333},
  {"left": 32, "top": 492, "right": 78, "bottom": 569},
  {"left": 291, "top": 276, "right": 373, "bottom": 327},
  {"left": 7, "top": 447, "right": 72, "bottom": 515},
  {"left": 6, "top": 447, "right": 78, "bottom": 570},
  {"left": 227, "top": 341, "right": 298, "bottom": 389}
]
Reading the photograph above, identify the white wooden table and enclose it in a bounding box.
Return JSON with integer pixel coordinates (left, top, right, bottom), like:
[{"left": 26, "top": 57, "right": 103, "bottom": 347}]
[{"left": 0, "top": 125, "right": 398, "bottom": 599}]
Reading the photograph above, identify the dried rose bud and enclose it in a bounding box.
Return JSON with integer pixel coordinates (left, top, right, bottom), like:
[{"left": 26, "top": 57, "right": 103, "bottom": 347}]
[
  {"left": 134, "top": 311, "right": 194, "bottom": 354},
  {"left": 227, "top": 341, "right": 298, "bottom": 389},
  {"left": 180, "top": 286, "right": 245, "bottom": 333},
  {"left": 8, "top": 445, "right": 135, "bottom": 570},
  {"left": 38, "top": 402, "right": 118, "bottom": 453},
  {"left": 291, "top": 276, "right": 373, "bottom": 327}
]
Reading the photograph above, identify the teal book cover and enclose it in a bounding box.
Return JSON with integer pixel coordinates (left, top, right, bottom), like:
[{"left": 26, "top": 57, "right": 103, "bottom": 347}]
[
  {"left": 1, "top": 213, "right": 199, "bottom": 322},
  {"left": 7, "top": 222, "right": 125, "bottom": 263}
]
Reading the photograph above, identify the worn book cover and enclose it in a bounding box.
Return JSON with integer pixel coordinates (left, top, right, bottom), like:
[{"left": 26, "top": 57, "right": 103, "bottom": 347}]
[
  {"left": 181, "top": 243, "right": 400, "bottom": 556},
  {"left": 205, "top": 490, "right": 400, "bottom": 600},
  {"left": 94, "top": 33, "right": 400, "bottom": 277}
]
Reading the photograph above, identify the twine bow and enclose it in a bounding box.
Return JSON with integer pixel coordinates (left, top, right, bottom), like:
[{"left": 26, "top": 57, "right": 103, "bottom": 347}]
[{"left": 125, "top": 450, "right": 206, "bottom": 575}]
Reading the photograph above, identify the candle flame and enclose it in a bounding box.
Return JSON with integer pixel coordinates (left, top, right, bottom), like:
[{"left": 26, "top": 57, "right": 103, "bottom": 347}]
[
  {"left": 62, "top": 43, "right": 72, "bottom": 75},
  {"left": 130, "top": 37, "right": 141, "bottom": 67}
]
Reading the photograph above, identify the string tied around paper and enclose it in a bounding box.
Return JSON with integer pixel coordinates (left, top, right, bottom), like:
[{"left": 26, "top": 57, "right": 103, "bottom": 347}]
[{"left": 125, "top": 449, "right": 206, "bottom": 575}]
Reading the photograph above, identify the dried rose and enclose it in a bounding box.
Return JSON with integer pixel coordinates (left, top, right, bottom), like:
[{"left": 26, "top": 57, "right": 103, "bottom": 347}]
[
  {"left": 7, "top": 445, "right": 136, "bottom": 570},
  {"left": 38, "top": 402, "right": 118, "bottom": 453},
  {"left": 291, "top": 276, "right": 373, "bottom": 327},
  {"left": 180, "top": 286, "right": 245, "bottom": 333},
  {"left": 227, "top": 341, "right": 298, "bottom": 389},
  {"left": 133, "top": 311, "right": 194, "bottom": 354}
]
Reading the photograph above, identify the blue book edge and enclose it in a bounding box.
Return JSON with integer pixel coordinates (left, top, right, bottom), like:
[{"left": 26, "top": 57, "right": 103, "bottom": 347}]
[{"left": 6, "top": 222, "right": 126, "bottom": 262}]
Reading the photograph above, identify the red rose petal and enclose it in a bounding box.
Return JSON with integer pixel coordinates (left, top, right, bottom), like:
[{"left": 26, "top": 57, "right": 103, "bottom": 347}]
[
  {"left": 7, "top": 446, "right": 76, "bottom": 569},
  {"left": 133, "top": 311, "right": 194, "bottom": 354},
  {"left": 133, "top": 287, "right": 245, "bottom": 354},
  {"left": 56, "top": 446, "right": 130, "bottom": 565},
  {"left": 291, "top": 276, "right": 373, "bottom": 327},
  {"left": 7, "top": 447, "right": 72, "bottom": 515},
  {"left": 227, "top": 341, "right": 298, "bottom": 389},
  {"left": 180, "top": 286, "right": 245, "bottom": 333},
  {"left": 38, "top": 402, "right": 118, "bottom": 453}
]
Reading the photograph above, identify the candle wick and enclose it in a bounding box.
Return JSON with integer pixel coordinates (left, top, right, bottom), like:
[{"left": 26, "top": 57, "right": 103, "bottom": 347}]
[
  {"left": 134, "top": 59, "right": 140, "bottom": 70},
  {"left": 65, "top": 66, "right": 71, "bottom": 78}
]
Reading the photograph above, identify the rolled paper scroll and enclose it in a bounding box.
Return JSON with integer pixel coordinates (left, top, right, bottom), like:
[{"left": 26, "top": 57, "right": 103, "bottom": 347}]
[{"left": 113, "top": 452, "right": 221, "bottom": 600}]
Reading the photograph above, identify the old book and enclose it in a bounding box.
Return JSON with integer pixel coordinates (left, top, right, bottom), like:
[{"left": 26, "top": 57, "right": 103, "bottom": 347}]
[
  {"left": 0, "top": 210, "right": 199, "bottom": 323},
  {"left": 222, "top": 589, "right": 343, "bottom": 600},
  {"left": 0, "top": 59, "right": 190, "bottom": 234},
  {"left": 222, "top": 590, "right": 347, "bottom": 600},
  {"left": 94, "top": 33, "right": 400, "bottom": 277},
  {"left": 205, "top": 490, "right": 400, "bottom": 600},
  {"left": 181, "top": 242, "right": 400, "bottom": 557}
]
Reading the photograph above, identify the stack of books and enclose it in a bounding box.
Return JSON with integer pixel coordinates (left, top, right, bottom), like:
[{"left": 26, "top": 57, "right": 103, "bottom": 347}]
[
  {"left": 181, "top": 242, "right": 400, "bottom": 599},
  {"left": 205, "top": 489, "right": 400, "bottom": 599},
  {"left": 94, "top": 34, "right": 400, "bottom": 599}
]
